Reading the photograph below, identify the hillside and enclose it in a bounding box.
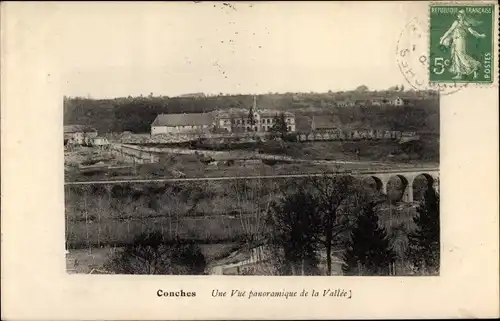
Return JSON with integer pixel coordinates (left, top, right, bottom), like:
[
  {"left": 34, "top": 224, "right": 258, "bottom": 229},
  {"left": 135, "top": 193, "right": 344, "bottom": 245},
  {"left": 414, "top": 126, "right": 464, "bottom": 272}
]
[{"left": 63, "top": 91, "right": 440, "bottom": 134}]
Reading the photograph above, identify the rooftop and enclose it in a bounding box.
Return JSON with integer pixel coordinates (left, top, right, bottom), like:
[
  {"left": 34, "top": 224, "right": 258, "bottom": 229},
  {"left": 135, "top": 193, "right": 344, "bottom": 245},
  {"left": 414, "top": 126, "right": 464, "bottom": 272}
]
[
  {"left": 216, "top": 108, "right": 294, "bottom": 119},
  {"left": 151, "top": 113, "right": 214, "bottom": 127}
]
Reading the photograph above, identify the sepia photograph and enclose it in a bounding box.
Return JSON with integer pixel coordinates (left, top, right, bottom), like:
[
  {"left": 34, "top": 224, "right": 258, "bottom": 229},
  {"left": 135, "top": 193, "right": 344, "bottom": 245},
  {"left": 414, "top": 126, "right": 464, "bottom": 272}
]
[
  {"left": 3, "top": 1, "right": 499, "bottom": 320},
  {"left": 62, "top": 2, "right": 443, "bottom": 277}
]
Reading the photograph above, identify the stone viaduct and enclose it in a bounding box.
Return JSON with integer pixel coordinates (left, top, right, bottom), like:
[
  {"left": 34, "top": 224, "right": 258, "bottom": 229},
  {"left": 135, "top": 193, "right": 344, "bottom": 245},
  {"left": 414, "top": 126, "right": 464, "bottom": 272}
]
[{"left": 353, "top": 168, "right": 439, "bottom": 203}]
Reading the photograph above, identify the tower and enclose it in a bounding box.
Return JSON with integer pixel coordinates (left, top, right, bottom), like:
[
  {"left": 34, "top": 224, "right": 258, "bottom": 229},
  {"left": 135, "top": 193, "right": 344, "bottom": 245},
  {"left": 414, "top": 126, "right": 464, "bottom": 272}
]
[{"left": 248, "top": 94, "right": 259, "bottom": 130}]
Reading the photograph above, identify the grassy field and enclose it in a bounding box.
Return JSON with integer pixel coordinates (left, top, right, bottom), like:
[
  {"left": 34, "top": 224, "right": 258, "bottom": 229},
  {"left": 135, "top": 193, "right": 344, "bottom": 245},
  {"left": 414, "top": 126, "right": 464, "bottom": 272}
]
[{"left": 191, "top": 136, "right": 439, "bottom": 164}]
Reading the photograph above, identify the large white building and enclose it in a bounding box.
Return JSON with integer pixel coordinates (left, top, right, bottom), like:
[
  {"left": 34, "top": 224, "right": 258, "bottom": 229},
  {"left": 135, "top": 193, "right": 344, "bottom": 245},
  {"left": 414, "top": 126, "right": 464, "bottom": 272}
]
[
  {"left": 64, "top": 125, "right": 98, "bottom": 145},
  {"left": 150, "top": 113, "right": 214, "bottom": 135},
  {"left": 214, "top": 109, "right": 295, "bottom": 133}
]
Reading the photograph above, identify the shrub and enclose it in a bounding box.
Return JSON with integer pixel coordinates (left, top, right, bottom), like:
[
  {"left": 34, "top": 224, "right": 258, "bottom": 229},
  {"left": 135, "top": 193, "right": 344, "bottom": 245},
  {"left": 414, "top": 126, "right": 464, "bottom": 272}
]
[{"left": 104, "top": 232, "right": 207, "bottom": 275}]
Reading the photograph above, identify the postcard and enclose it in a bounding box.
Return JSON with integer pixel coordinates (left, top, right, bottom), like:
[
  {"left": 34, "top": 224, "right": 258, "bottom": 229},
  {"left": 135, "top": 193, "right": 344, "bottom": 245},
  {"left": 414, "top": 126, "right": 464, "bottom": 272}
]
[{"left": 1, "top": 1, "right": 498, "bottom": 319}]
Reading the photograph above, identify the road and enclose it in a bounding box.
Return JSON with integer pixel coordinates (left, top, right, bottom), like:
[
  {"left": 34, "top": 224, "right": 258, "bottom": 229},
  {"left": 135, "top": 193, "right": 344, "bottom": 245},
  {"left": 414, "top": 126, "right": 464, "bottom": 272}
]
[{"left": 65, "top": 167, "right": 438, "bottom": 185}]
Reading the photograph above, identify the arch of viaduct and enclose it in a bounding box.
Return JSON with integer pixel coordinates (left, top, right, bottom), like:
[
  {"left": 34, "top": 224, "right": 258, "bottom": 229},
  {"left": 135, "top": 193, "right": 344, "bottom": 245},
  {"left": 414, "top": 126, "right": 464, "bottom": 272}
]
[{"left": 353, "top": 168, "right": 439, "bottom": 203}]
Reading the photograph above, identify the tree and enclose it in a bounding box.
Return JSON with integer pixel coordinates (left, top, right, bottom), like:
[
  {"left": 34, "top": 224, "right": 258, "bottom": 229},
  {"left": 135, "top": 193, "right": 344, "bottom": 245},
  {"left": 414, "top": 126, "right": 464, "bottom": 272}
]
[
  {"left": 269, "top": 113, "right": 288, "bottom": 137},
  {"left": 104, "top": 232, "right": 206, "bottom": 274},
  {"left": 355, "top": 85, "right": 369, "bottom": 92},
  {"left": 406, "top": 187, "right": 440, "bottom": 275},
  {"left": 267, "top": 186, "right": 322, "bottom": 275},
  {"left": 231, "top": 178, "right": 271, "bottom": 244},
  {"left": 248, "top": 105, "right": 256, "bottom": 126},
  {"left": 307, "top": 174, "right": 361, "bottom": 275},
  {"left": 342, "top": 202, "right": 396, "bottom": 276},
  {"left": 387, "top": 222, "right": 411, "bottom": 273}
]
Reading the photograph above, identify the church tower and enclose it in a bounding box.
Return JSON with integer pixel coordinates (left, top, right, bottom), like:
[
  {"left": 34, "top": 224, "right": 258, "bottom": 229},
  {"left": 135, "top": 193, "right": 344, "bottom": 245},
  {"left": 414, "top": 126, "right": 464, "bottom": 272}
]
[{"left": 248, "top": 94, "right": 259, "bottom": 130}]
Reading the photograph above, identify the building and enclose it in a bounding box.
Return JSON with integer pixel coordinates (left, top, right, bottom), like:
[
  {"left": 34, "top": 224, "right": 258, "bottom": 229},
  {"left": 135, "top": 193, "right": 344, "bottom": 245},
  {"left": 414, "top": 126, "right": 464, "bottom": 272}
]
[
  {"left": 150, "top": 113, "right": 214, "bottom": 135},
  {"left": 393, "top": 97, "right": 405, "bottom": 106},
  {"left": 176, "top": 92, "right": 206, "bottom": 98},
  {"left": 336, "top": 100, "right": 355, "bottom": 107},
  {"left": 64, "top": 125, "right": 98, "bottom": 145},
  {"left": 214, "top": 97, "right": 295, "bottom": 133},
  {"left": 311, "top": 116, "right": 339, "bottom": 131},
  {"left": 88, "top": 137, "right": 110, "bottom": 147},
  {"left": 151, "top": 96, "right": 296, "bottom": 135},
  {"left": 402, "top": 98, "right": 416, "bottom": 106},
  {"left": 335, "top": 97, "right": 409, "bottom": 107}
]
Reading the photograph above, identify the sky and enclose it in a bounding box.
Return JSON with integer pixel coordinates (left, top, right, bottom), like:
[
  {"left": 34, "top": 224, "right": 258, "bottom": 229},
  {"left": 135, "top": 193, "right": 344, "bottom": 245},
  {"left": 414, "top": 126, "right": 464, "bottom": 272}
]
[{"left": 24, "top": 1, "right": 425, "bottom": 98}]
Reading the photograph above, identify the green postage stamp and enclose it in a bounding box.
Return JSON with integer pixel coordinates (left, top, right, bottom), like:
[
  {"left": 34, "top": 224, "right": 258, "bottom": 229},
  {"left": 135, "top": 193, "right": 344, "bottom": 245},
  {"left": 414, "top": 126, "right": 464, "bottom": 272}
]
[{"left": 429, "top": 4, "right": 495, "bottom": 83}]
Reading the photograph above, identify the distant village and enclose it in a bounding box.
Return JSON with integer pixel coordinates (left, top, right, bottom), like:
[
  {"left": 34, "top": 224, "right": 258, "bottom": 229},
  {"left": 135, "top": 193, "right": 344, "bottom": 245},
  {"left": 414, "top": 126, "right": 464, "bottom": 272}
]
[{"left": 151, "top": 94, "right": 420, "bottom": 136}]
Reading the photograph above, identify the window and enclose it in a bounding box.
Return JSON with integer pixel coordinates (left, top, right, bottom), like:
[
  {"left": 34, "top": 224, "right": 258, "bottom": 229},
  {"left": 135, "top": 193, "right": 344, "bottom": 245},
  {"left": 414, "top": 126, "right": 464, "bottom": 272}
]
[
  {"left": 287, "top": 126, "right": 291, "bottom": 131},
  {"left": 237, "top": 119, "right": 241, "bottom": 124}
]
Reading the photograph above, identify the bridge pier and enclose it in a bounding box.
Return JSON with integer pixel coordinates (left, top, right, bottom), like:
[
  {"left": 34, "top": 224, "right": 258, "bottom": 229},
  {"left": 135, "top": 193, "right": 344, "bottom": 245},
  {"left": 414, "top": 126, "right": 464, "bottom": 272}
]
[
  {"left": 432, "top": 176, "right": 440, "bottom": 194},
  {"left": 367, "top": 174, "right": 390, "bottom": 196},
  {"left": 367, "top": 173, "right": 422, "bottom": 203},
  {"left": 401, "top": 183, "right": 414, "bottom": 203},
  {"left": 380, "top": 179, "right": 388, "bottom": 195},
  {"left": 401, "top": 175, "right": 415, "bottom": 203}
]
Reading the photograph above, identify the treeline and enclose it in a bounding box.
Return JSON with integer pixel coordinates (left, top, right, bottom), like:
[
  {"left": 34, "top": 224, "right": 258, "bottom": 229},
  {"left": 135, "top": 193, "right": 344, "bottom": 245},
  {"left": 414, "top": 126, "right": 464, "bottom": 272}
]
[{"left": 63, "top": 91, "right": 439, "bottom": 134}]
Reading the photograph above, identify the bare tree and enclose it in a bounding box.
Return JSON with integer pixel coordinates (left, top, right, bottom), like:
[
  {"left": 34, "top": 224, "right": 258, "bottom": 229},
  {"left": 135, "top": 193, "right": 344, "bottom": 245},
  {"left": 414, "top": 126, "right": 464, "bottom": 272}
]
[
  {"left": 230, "top": 178, "right": 271, "bottom": 244},
  {"left": 267, "top": 185, "right": 322, "bottom": 275},
  {"left": 306, "top": 174, "right": 364, "bottom": 275},
  {"left": 157, "top": 184, "right": 188, "bottom": 239}
]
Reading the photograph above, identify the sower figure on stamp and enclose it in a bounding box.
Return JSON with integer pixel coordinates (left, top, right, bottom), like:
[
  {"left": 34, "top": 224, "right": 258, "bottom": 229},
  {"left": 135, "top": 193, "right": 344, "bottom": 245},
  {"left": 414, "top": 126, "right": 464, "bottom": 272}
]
[{"left": 439, "top": 9, "right": 486, "bottom": 80}]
